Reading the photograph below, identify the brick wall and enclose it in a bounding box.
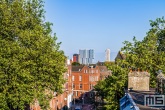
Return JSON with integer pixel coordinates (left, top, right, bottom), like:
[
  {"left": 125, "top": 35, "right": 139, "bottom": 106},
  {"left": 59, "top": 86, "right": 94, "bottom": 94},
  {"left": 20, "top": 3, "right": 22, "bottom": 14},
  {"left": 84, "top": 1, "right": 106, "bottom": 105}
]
[
  {"left": 128, "top": 71, "right": 150, "bottom": 91},
  {"left": 72, "top": 65, "right": 100, "bottom": 98}
]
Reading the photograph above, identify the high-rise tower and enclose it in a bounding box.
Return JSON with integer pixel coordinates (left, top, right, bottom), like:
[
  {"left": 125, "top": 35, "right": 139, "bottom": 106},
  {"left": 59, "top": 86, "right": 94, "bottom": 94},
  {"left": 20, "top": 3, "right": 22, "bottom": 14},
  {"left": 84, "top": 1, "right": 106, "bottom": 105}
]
[
  {"left": 105, "top": 49, "right": 110, "bottom": 61},
  {"left": 79, "top": 49, "right": 94, "bottom": 65}
]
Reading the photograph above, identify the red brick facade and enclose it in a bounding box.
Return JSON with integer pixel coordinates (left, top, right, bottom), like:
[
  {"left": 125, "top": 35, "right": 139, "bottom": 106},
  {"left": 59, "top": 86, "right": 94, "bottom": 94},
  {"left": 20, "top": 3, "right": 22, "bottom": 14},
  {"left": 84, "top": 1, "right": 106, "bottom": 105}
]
[
  {"left": 31, "top": 64, "right": 111, "bottom": 110},
  {"left": 71, "top": 65, "right": 100, "bottom": 99}
]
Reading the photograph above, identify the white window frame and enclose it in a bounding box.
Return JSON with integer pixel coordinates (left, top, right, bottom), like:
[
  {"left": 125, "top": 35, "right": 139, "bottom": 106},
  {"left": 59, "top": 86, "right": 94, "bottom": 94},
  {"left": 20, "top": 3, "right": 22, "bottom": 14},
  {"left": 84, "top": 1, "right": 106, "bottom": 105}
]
[
  {"left": 79, "top": 75, "right": 82, "bottom": 81},
  {"left": 76, "top": 91, "right": 78, "bottom": 96},
  {"left": 72, "top": 76, "right": 75, "bottom": 81}
]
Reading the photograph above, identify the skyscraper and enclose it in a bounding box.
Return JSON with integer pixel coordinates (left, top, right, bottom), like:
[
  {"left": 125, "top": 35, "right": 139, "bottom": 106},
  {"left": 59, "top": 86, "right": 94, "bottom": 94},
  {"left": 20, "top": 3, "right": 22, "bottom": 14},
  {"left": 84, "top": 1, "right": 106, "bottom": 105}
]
[
  {"left": 105, "top": 49, "right": 110, "bottom": 61},
  {"left": 79, "top": 49, "right": 94, "bottom": 65}
]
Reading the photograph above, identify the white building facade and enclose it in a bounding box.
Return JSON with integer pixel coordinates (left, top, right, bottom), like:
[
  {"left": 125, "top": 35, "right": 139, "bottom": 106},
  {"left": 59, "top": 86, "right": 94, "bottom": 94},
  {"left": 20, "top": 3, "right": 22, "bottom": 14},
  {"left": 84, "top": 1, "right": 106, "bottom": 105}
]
[{"left": 105, "top": 49, "right": 110, "bottom": 61}]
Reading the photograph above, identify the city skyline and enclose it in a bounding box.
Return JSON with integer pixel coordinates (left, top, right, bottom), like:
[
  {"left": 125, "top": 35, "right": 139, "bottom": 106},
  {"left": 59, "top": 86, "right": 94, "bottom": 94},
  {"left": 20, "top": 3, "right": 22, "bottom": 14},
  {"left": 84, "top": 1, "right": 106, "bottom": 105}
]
[
  {"left": 44, "top": 0, "right": 165, "bottom": 62},
  {"left": 71, "top": 48, "right": 116, "bottom": 62}
]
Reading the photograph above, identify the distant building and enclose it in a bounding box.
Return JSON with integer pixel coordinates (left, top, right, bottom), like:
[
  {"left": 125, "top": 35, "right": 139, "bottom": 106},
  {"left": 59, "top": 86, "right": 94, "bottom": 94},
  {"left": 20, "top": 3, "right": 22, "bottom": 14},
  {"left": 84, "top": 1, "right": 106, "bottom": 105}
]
[
  {"left": 105, "top": 49, "right": 110, "bottom": 61},
  {"left": 98, "top": 66, "right": 111, "bottom": 80},
  {"left": 67, "top": 56, "right": 71, "bottom": 65},
  {"left": 115, "top": 51, "right": 126, "bottom": 61},
  {"left": 73, "top": 54, "right": 79, "bottom": 63},
  {"left": 79, "top": 49, "right": 94, "bottom": 65},
  {"left": 97, "top": 61, "right": 105, "bottom": 66}
]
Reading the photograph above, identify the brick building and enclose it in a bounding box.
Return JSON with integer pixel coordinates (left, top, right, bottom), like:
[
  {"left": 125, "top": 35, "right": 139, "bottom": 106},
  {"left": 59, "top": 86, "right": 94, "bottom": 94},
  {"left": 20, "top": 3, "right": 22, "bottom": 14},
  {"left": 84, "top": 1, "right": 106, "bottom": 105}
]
[
  {"left": 49, "top": 64, "right": 73, "bottom": 110},
  {"left": 31, "top": 63, "right": 111, "bottom": 110},
  {"left": 71, "top": 65, "right": 111, "bottom": 100},
  {"left": 31, "top": 62, "right": 73, "bottom": 110},
  {"left": 72, "top": 65, "right": 100, "bottom": 99},
  {"left": 99, "top": 66, "right": 111, "bottom": 80}
]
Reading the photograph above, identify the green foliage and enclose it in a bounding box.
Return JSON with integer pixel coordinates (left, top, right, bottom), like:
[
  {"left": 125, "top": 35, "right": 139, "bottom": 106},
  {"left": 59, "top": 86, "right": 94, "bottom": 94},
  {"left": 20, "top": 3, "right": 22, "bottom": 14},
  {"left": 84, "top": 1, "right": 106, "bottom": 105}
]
[
  {"left": 72, "top": 62, "right": 80, "bottom": 66},
  {"left": 95, "top": 62, "right": 128, "bottom": 110},
  {"left": 94, "top": 17, "right": 165, "bottom": 110},
  {"left": 122, "top": 17, "right": 165, "bottom": 87},
  {"left": 0, "top": 0, "right": 66, "bottom": 109}
]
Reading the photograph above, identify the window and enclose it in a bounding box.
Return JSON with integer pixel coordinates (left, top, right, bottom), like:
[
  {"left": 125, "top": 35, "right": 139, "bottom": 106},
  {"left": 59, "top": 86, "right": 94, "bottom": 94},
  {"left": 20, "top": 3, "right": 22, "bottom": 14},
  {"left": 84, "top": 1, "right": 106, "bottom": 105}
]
[
  {"left": 79, "top": 75, "right": 82, "bottom": 81},
  {"left": 96, "top": 76, "right": 98, "bottom": 81},
  {"left": 95, "top": 76, "right": 98, "bottom": 81},
  {"left": 90, "top": 84, "right": 93, "bottom": 89},
  {"left": 91, "top": 76, "right": 94, "bottom": 82},
  {"left": 72, "top": 83, "right": 75, "bottom": 89},
  {"left": 89, "top": 76, "right": 94, "bottom": 82},
  {"left": 72, "top": 76, "right": 75, "bottom": 81},
  {"left": 76, "top": 91, "right": 78, "bottom": 96},
  {"left": 80, "top": 84, "right": 82, "bottom": 89}
]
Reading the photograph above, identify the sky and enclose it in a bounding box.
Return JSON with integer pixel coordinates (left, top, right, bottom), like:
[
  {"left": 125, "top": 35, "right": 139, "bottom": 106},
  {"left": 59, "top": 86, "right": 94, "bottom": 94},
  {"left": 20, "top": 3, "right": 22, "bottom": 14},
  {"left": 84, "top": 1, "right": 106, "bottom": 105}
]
[{"left": 44, "top": 0, "right": 165, "bottom": 62}]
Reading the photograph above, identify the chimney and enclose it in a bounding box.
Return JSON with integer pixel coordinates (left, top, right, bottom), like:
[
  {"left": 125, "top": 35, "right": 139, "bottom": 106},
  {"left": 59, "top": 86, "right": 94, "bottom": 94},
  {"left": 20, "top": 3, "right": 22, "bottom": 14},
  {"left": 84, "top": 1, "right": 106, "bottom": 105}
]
[{"left": 128, "top": 70, "right": 150, "bottom": 91}]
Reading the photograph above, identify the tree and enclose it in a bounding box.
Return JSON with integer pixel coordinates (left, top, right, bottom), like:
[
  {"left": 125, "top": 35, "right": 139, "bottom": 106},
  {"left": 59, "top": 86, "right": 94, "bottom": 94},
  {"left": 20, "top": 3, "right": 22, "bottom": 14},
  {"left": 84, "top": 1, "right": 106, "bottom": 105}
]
[
  {"left": 122, "top": 17, "right": 165, "bottom": 87},
  {"left": 0, "top": 0, "right": 66, "bottom": 109},
  {"left": 94, "top": 17, "right": 165, "bottom": 110},
  {"left": 72, "top": 62, "right": 80, "bottom": 66},
  {"left": 95, "top": 62, "right": 128, "bottom": 110}
]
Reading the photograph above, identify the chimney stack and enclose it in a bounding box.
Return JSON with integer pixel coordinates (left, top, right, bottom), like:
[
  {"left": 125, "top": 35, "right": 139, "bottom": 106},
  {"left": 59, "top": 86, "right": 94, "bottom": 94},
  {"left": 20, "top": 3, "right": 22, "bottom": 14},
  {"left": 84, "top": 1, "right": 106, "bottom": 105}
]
[{"left": 128, "top": 70, "right": 150, "bottom": 91}]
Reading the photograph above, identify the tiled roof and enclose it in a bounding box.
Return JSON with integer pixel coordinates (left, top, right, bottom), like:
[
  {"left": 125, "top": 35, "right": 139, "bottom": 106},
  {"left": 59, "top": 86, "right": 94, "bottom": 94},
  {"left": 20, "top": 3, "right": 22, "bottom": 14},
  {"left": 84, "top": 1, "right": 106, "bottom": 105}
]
[
  {"left": 98, "top": 66, "right": 108, "bottom": 72},
  {"left": 72, "top": 65, "right": 84, "bottom": 72},
  {"left": 97, "top": 62, "right": 105, "bottom": 66},
  {"left": 115, "top": 51, "right": 126, "bottom": 61}
]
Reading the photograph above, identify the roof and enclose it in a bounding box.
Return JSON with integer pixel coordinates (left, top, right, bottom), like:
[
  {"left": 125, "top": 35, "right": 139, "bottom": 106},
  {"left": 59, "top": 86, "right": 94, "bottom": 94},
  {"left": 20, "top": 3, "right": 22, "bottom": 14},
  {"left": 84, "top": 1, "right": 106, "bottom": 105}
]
[
  {"left": 97, "top": 61, "right": 105, "bottom": 66},
  {"left": 115, "top": 51, "right": 126, "bottom": 61},
  {"left": 120, "top": 93, "right": 139, "bottom": 110},
  {"left": 98, "top": 66, "right": 108, "bottom": 72},
  {"left": 128, "top": 71, "right": 150, "bottom": 77},
  {"left": 157, "top": 72, "right": 165, "bottom": 79},
  {"left": 120, "top": 89, "right": 164, "bottom": 110},
  {"left": 72, "top": 65, "right": 84, "bottom": 72}
]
